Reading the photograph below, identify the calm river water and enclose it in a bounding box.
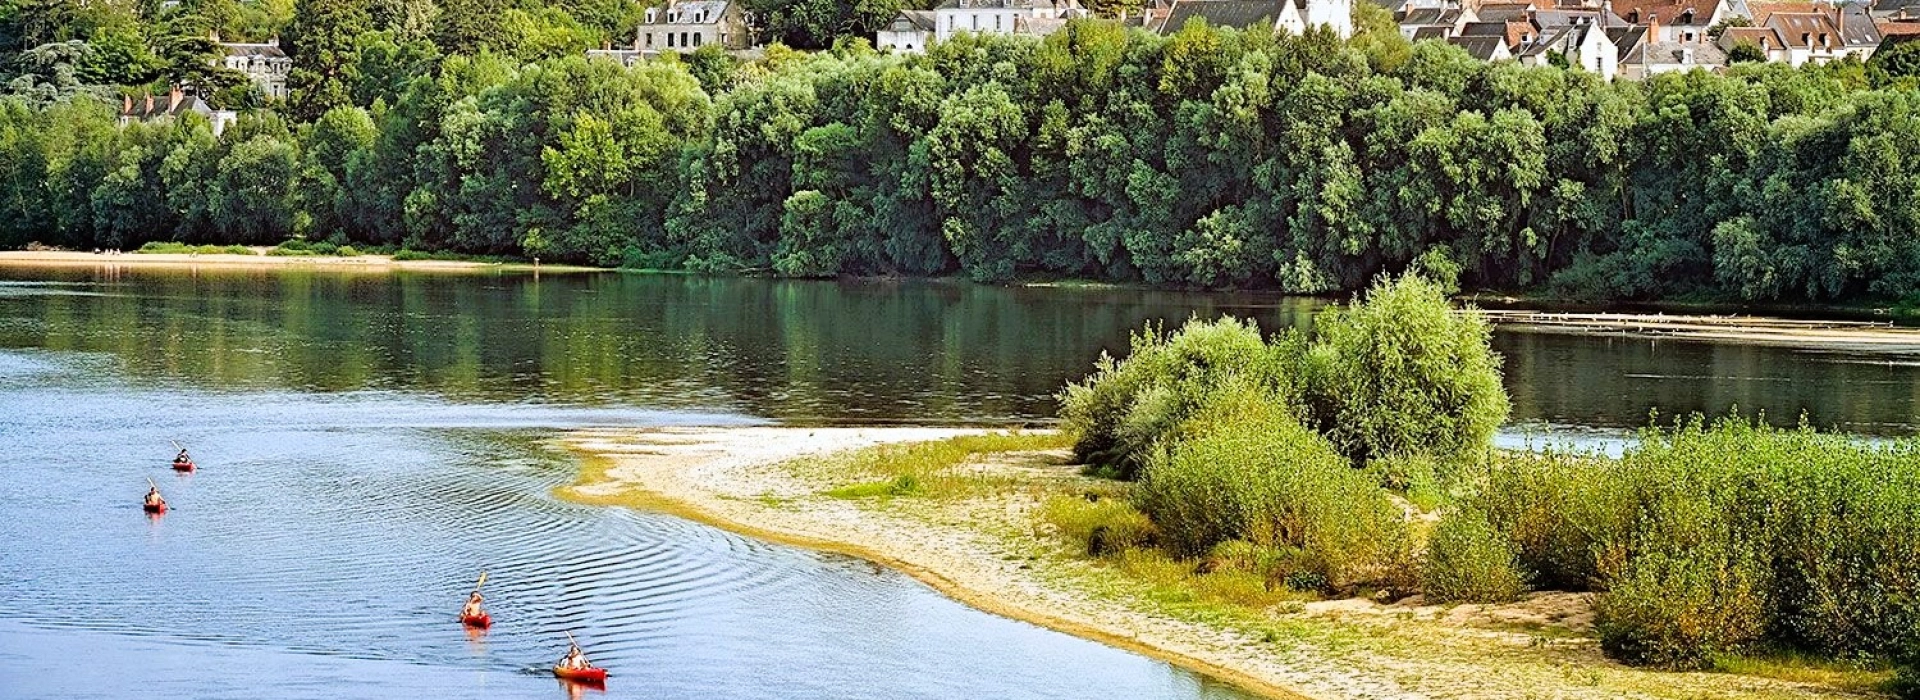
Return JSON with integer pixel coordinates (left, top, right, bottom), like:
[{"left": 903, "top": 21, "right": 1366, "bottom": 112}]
[{"left": 2, "top": 266, "right": 1917, "bottom": 699}]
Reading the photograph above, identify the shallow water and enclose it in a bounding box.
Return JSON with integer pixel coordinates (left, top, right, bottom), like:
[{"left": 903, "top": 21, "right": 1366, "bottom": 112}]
[
  {"left": 2, "top": 266, "right": 1917, "bottom": 698},
  {"left": 0, "top": 366, "right": 1247, "bottom": 699}
]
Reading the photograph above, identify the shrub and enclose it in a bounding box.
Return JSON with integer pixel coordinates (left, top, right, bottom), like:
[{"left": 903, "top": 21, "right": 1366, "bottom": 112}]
[
  {"left": 1040, "top": 494, "right": 1157, "bottom": 556},
  {"left": 1595, "top": 542, "right": 1771, "bottom": 669},
  {"left": 1134, "top": 387, "right": 1410, "bottom": 593},
  {"left": 1301, "top": 273, "right": 1508, "bottom": 466},
  {"left": 1423, "top": 507, "right": 1527, "bottom": 604},
  {"left": 1058, "top": 316, "right": 1297, "bottom": 479},
  {"left": 1479, "top": 414, "right": 1920, "bottom": 668}
]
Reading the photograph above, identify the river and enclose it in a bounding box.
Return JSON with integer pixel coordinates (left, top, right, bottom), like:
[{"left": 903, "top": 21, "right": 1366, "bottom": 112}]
[{"left": 1, "top": 266, "right": 1916, "bottom": 699}]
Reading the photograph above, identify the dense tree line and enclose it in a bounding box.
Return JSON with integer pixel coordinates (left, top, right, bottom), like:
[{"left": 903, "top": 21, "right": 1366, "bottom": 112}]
[{"left": 3, "top": 8, "right": 1920, "bottom": 303}]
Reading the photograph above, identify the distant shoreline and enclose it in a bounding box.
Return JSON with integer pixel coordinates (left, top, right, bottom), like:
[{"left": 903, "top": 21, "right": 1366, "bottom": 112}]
[{"left": 0, "top": 250, "right": 601, "bottom": 273}]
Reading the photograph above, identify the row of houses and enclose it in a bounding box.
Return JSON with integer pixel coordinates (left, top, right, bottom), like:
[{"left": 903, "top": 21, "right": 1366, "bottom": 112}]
[
  {"left": 1390, "top": 0, "right": 1898, "bottom": 79},
  {"left": 869, "top": 0, "right": 1916, "bottom": 78}
]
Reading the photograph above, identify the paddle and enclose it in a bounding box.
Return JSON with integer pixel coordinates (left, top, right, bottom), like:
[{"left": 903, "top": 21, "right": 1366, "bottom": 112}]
[{"left": 473, "top": 571, "right": 487, "bottom": 594}]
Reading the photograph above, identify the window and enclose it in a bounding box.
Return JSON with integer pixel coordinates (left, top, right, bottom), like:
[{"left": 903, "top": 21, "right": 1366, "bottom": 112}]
[
  {"left": 681, "top": 32, "right": 690, "bottom": 47},
  {"left": 693, "top": 32, "right": 702, "bottom": 46},
  {"left": 667, "top": 32, "right": 675, "bottom": 47},
  {"left": 645, "top": 32, "right": 653, "bottom": 47},
  {"left": 994, "top": 14, "right": 1002, "bottom": 31}
]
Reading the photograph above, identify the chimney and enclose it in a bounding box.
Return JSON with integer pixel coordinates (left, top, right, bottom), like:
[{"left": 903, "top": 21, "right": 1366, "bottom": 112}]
[
  {"left": 268, "top": 36, "right": 279, "bottom": 47},
  {"left": 144, "top": 93, "right": 153, "bottom": 114},
  {"left": 1647, "top": 13, "right": 1658, "bottom": 39},
  {"left": 122, "top": 94, "right": 131, "bottom": 115},
  {"left": 168, "top": 85, "right": 183, "bottom": 113},
  {"left": 210, "top": 29, "right": 221, "bottom": 43}
]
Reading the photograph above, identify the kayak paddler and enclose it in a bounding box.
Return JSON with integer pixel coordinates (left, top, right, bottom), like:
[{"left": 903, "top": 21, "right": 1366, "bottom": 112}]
[
  {"left": 559, "top": 642, "right": 591, "bottom": 670},
  {"left": 461, "top": 591, "right": 485, "bottom": 619},
  {"left": 144, "top": 485, "right": 165, "bottom": 509}
]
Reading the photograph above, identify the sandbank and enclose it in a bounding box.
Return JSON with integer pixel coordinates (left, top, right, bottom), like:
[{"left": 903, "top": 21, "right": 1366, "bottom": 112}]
[{"left": 558, "top": 426, "right": 1866, "bottom": 700}]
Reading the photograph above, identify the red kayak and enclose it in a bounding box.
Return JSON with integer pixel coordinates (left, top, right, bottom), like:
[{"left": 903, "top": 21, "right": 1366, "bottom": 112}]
[
  {"left": 552, "top": 666, "right": 607, "bottom": 683},
  {"left": 143, "top": 501, "right": 166, "bottom": 513},
  {"left": 461, "top": 613, "right": 491, "bottom": 629},
  {"left": 171, "top": 460, "right": 194, "bottom": 472}
]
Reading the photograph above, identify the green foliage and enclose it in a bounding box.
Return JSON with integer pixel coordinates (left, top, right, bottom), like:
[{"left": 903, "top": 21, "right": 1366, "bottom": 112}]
[
  {"left": 1057, "top": 316, "right": 1294, "bottom": 478},
  {"left": 1728, "top": 40, "right": 1765, "bottom": 64},
  {"left": 136, "top": 241, "right": 254, "bottom": 254},
  {"left": 1133, "top": 388, "right": 1411, "bottom": 593},
  {"left": 5, "top": 20, "right": 1920, "bottom": 304},
  {"left": 1302, "top": 274, "right": 1509, "bottom": 466},
  {"left": 1474, "top": 415, "right": 1920, "bottom": 669},
  {"left": 1869, "top": 41, "right": 1920, "bottom": 89},
  {"left": 1040, "top": 494, "right": 1157, "bottom": 556},
  {"left": 1423, "top": 507, "right": 1526, "bottom": 604}
]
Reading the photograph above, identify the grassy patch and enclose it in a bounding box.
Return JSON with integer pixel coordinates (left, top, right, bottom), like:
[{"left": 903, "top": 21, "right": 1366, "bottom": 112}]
[
  {"left": 136, "top": 242, "right": 255, "bottom": 255},
  {"left": 809, "top": 431, "right": 1071, "bottom": 500}
]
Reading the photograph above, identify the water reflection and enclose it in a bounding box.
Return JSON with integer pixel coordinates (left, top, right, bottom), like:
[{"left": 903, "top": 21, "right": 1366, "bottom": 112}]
[{"left": 3, "top": 266, "right": 1916, "bottom": 433}]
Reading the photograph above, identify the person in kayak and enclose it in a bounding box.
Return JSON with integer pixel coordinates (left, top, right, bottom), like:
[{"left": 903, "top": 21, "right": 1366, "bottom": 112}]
[
  {"left": 173, "top": 448, "right": 191, "bottom": 465},
  {"left": 559, "top": 642, "right": 591, "bottom": 670},
  {"left": 144, "top": 486, "right": 165, "bottom": 508},
  {"left": 461, "top": 591, "right": 485, "bottom": 619}
]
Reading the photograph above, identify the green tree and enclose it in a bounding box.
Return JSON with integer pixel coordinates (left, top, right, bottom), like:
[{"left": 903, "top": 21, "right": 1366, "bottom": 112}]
[{"left": 284, "top": 0, "right": 370, "bottom": 120}]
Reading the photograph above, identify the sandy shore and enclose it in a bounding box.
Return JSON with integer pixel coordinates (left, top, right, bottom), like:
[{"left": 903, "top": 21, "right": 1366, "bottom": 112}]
[
  {"left": 0, "top": 250, "right": 592, "bottom": 272},
  {"left": 558, "top": 426, "right": 1866, "bottom": 700}
]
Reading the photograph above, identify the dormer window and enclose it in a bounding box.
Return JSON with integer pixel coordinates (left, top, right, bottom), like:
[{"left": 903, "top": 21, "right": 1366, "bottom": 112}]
[{"left": 645, "top": 8, "right": 656, "bottom": 22}]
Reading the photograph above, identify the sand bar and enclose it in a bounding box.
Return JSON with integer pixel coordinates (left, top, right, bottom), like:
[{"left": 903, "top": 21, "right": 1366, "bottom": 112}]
[{"left": 558, "top": 426, "right": 1863, "bottom": 700}]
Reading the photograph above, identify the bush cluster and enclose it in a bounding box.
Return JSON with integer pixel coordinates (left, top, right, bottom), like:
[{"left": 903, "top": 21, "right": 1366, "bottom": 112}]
[
  {"left": 1473, "top": 416, "right": 1920, "bottom": 668},
  {"left": 1060, "top": 273, "right": 1507, "bottom": 474}
]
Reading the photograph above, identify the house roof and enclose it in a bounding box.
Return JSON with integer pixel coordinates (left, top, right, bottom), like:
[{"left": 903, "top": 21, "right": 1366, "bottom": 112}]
[
  {"left": 1474, "top": 2, "right": 1533, "bottom": 22},
  {"left": 643, "top": 0, "right": 733, "bottom": 25},
  {"left": 891, "top": 10, "right": 938, "bottom": 30},
  {"left": 1531, "top": 9, "right": 1630, "bottom": 29},
  {"left": 1873, "top": 0, "right": 1920, "bottom": 17},
  {"left": 1879, "top": 18, "right": 1920, "bottom": 38},
  {"left": 1632, "top": 38, "right": 1729, "bottom": 64},
  {"left": 1160, "top": 0, "right": 1287, "bottom": 32},
  {"left": 1413, "top": 25, "right": 1450, "bottom": 38},
  {"left": 221, "top": 42, "right": 287, "bottom": 59},
  {"left": 1720, "top": 25, "right": 1788, "bottom": 49},
  {"left": 1606, "top": 0, "right": 1720, "bottom": 26},
  {"left": 1399, "top": 7, "right": 1463, "bottom": 24},
  {"left": 1448, "top": 34, "right": 1510, "bottom": 58},
  {"left": 1745, "top": 1, "right": 1818, "bottom": 23},
  {"left": 1607, "top": 25, "right": 1649, "bottom": 57},
  {"left": 1458, "top": 20, "right": 1510, "bottom": 35},
  {"left": 1834, "top": 3, "right": 1882, "bottom": 46}
]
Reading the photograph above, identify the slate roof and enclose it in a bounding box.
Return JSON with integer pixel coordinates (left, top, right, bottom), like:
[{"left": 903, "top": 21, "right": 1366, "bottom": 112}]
[
  {"left": 891, "top": 10, "right": 938, "bottom": 31},
  {"left": 1413, "top": 25, "right": 1450, "bottom": 38},
  {"left": 1639, "top": 39, "right": 1728, "bottom": 65},
  {"left": 1448, "top": 35, "right": 1510, "bottom": 58},
  {"left": 1607, "top": 25, "right": 1650, "bottom": 58},
  {"left": 1399, "top": 7, "right": 1463, "bottom": 24},
  {"left": 1160, "top": 0, "right": 1285, "bottom": 32},
  {"left": 1474, "top": 2, "right": 1532, "bottom": 22},
  {"left": 221, "top": 42, "right": 287, "bottom": 59},
  {"left": 1872, "top": 0, "right": 1920, "bottom": 16}
]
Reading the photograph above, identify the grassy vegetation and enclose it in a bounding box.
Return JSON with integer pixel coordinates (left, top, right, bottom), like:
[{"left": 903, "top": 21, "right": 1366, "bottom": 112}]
[
  {"left": 1048, "top": 272, "right": 1914, "bottom": 690},
  {"left": 267, "top": 239, "right": 363, "bottom": 257},
  {"left": 135, "top": 241, "right": 255, "bottom": 255},
  {"left": 805, "top": 431, "right": 1072, "bottom": 500}
]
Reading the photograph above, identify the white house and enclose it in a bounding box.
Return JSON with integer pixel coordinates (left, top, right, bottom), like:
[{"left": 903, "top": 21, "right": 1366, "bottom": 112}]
[
  {"left": 1517, "top": 17, "right": 1619, "bottom": 79},
  {"left": 878, "top": 10, "right": 938, "bottom": 52},
  {"left": 1156, "top": 0, "right": 1354, "bottom": 38},
  {"left": 218, "top": 40, "right": 290, "bottom": 101}
]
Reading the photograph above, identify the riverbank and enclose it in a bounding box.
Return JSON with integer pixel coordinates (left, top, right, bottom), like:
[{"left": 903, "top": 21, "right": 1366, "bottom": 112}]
[
  {"left": 1480, "top": 310, "right": 1920, "bottom": 355},
  {"left": 0, "top": 249, "right": 602, "bottom": 273},
  {"left": 557, "top": 426, "right": 1875, "bottom": 700}
]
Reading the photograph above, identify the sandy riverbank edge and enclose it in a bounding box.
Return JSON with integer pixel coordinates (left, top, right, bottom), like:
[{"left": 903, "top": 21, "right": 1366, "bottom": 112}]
[
  {"left": 0, "top": 250, "right": 601, "bottom": 272},
  {"left": 555, "top": 426, "right": 1315, "bottom": 700}
]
